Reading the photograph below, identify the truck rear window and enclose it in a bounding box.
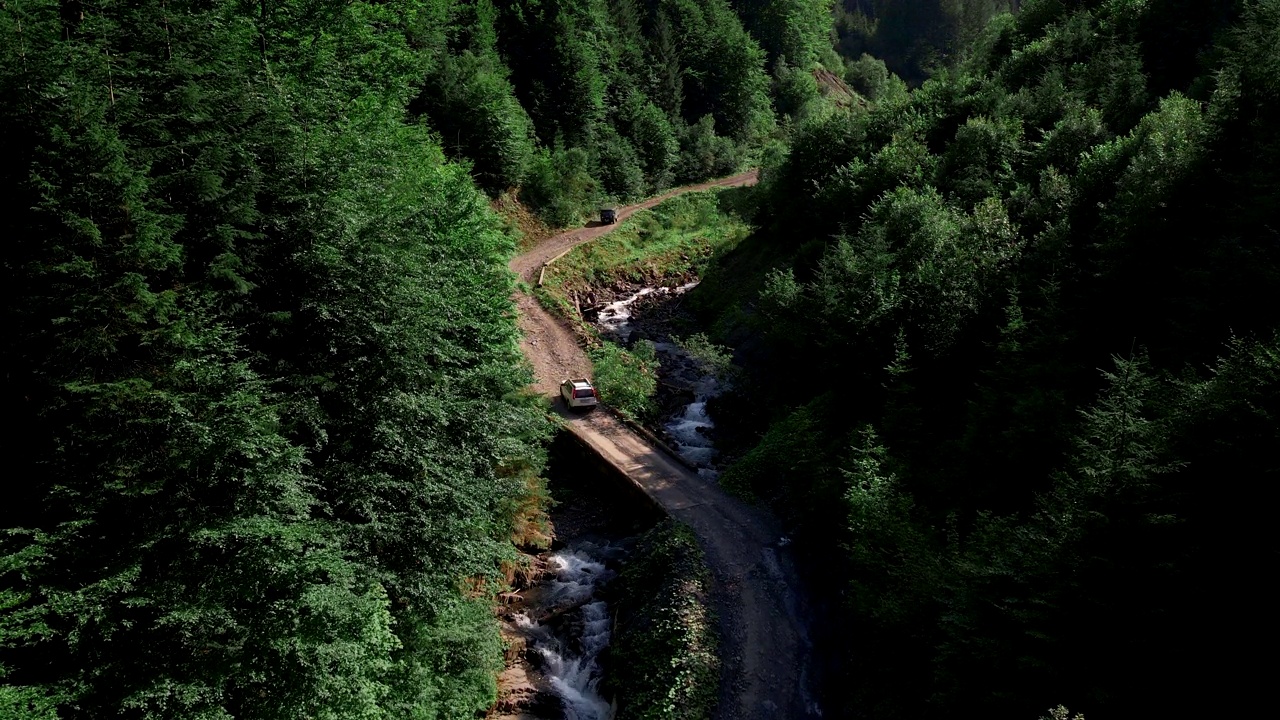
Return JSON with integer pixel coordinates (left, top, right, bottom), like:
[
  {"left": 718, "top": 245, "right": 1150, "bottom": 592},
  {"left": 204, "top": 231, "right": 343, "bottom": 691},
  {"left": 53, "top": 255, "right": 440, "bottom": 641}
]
[{"left": 573, "top": 389, "right": 594, "bottom": 398}]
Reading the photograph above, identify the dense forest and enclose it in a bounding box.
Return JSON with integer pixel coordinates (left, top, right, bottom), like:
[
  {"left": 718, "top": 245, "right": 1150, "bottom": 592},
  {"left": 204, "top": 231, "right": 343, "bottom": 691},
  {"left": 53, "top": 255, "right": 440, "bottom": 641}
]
[
  {"left": 8, "top": 0, "right": 1279, "bottom": 717},
  {"left": 424, "top": 0, "right": 833, "bottom": 222},
  {"left": 693, "top": 0, "right": 1278, "bottom": 717},
  {"left": 0, "top": 0, "right": 829, "bottom": 717},
  {"left": 835, "top": 0, "right": 1019, "bottom": 85}
]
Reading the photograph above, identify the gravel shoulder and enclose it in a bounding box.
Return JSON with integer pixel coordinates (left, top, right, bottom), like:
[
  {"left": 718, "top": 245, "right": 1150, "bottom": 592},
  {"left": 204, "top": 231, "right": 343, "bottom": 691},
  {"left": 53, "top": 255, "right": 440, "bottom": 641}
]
[{"left": 508, "top": 172, "right": 822, "bottom": 719}]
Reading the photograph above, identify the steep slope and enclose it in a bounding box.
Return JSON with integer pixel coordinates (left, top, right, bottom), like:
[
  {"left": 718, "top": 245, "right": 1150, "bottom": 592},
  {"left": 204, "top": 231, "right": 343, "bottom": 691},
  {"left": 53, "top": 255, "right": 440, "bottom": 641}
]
[
  {"left": 689, "top": 1, "right": 1280, "bottom": 717},
  {"left": 0, "top": 2, "right": 548, "bottom": 717}
]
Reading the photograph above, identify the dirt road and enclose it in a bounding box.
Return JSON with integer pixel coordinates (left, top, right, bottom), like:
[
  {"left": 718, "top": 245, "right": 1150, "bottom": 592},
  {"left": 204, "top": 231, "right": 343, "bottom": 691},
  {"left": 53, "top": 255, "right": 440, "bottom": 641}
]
[
  {"left": 509, "top": 170, "right": 759, "bottom": 286},
  {"left": 509, "top": 171, "right": 822, "bottom": 719}
]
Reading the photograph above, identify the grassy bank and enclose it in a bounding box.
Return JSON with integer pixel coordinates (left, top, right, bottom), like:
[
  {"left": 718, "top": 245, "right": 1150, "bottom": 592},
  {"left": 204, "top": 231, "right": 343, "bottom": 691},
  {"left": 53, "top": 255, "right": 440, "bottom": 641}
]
[
  {"left": 604, "top": 520, "right": 719, "bottom": 720},
  {"left": 540, "top": 188, "right": 754, "bottom": 297}
]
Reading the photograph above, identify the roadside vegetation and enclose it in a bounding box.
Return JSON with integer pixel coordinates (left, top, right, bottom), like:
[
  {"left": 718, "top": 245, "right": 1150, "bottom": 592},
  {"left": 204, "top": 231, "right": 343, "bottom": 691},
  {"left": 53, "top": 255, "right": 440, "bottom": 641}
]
[
  {"left": 11, "top": 0, "right": 1275, "bottom": 717},
  {"left": 536, "top": 188, "right": 755, "bottom": 421},
  {"left": 589, "top": 341, "right": 661, "bottom": 419},
  {"left": 604, "top": 520, "right": 719, "bottom": 720},
  {"left": 427, "top": 0, "right": 841, "bottom": 225},
  {"left": 539, "top": 189, "right": 755, "bottom": 296}
]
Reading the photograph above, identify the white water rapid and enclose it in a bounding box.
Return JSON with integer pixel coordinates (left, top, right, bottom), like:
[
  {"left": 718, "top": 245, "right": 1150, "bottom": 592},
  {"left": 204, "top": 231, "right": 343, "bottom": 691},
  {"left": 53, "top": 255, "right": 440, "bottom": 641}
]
[
  {"left": 515, "top": 545, "right": 618, "bottom": 720},
  {"left": 592, "top": 281, "right": 724, "bottom": 473},
  {"left": 596, "top": 282, "right": 698, "bottom": 339},
  {"left": 660, "top": 364, "right": 720, "bottom": 470}
]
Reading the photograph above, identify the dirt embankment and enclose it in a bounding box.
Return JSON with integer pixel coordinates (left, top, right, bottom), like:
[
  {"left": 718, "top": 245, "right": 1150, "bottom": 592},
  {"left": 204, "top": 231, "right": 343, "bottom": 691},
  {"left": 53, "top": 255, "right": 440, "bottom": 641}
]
[
  {"left": 507, "top": 171, "right": 823, "bottom": 719},
  {"left": 813, "top": 67, "right": 866, "bottom": 108}
]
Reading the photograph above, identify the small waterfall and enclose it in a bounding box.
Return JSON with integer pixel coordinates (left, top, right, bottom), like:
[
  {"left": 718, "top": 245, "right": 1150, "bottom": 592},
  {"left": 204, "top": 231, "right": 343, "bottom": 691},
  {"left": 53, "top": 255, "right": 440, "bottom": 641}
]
[
  {"left": 596, "top": 282, "right": 698, "bottom": 339},
  {"left": 662, "top": 372, "right": 720, "bottom": 469},
  {"left": 515, "top": 545, "right": 619, "bottom": 720},
  {"left": 590, "top": 281, "right": 724, "bottom": 474}
]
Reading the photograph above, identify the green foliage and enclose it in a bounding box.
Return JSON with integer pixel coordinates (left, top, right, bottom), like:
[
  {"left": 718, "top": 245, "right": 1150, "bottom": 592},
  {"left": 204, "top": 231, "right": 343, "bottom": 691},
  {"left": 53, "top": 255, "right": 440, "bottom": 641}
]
[
  {"left": 673, "top": 333, "right": 737, "bottom": 380},
  {"left": 769, "top": 185, "right": 1017, "bottom": 358},
  {"left": 773, "top": 61, "right": 824, "bottom": 119},
  {"left": 540, "top": 188, "right": 754, "bottom": 293},
  {"left": 416, "top": 50, "right": 537, "bottom": 192},
  {"left": 622, "top": 97, "right": 682, "bottom": 188},
  {"left": 677, "top": 115, "right": 745, "bottom": 181},
  {"left": 0, "top": 0, "right": 550, "bottom": 717},
  {"left": 844, "top": 52, "right": 910, "bottom": 102},
  {"left": 835, "top": 0, "right": 1017, "bottom": 84},
  {"left": 521, "top": 147, "right": 601, "bottom": 226},
  {"left": 840, "top": 427, "right": 936, "bottom": 624},
  {"left": 590, "top": 340, "right": 660, "bottom": 419},
  {"left": 604, "top": 520, "right": 719, "bottom": 720},
  {"left": 656, "top": 0, "right": 777, "bottom": 143},
  {"left": 735, "top": 0, "right": 837, "bottom": 68},
  {"left": 597, "top": 126, "right": 648, "bottom": 199},
  {"left": 0, "top": 544, "right": 61, "bottom": 720},
  {"left": 490, "top": 0, "right": 784, "bottom": 220},
  {"left": 697, "top": 1, "right": 1280, "bottom": 717},
  {"left": 939, "top": 114, "right": 1024, "bottom": 205},
  {"left": 719, "top": 395, "right": 839, "bottom": 501},
  {"left": 535, "top": 190, "right": 753, "bottom": 425}
]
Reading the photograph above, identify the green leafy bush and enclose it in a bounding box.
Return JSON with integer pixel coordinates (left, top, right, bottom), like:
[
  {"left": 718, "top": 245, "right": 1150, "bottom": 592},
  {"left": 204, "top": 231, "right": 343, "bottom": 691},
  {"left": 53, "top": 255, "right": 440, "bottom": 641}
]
[
  {"left": 604, "top": 520, "right": 718, "bottom": 720},
  {"left": 844, "top": 53, "right": 908, "bottom": 103},
  {"left": 589, "top": 340, "right": 659, "bottom": 419},
  {"left": 597, "top": 127, "right": 648, "bottom": 200},
  {"left": 677, "top": 115, "right": 744, "bottom": 182},
  {"left": 774, "top": 62, "right": 823, "bottom": 118},
  {"left": 673, "top": 333, "right": 737, "bottom": 381},
  {"left": 521, "top": 147, "right": 601, "bottom": 226}
]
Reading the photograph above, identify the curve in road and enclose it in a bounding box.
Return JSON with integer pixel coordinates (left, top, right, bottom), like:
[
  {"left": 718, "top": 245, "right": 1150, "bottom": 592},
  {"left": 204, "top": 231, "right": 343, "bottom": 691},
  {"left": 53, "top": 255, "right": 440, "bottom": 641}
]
[{"left": 509, "top": 171, "right": 822, "bottom": 719}]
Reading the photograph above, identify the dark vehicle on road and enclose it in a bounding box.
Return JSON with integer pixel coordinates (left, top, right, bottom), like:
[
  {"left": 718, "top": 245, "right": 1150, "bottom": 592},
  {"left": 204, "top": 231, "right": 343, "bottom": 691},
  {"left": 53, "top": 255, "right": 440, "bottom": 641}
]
[{"left": 599, "top": 207, "right": 617, "bottom": 224}]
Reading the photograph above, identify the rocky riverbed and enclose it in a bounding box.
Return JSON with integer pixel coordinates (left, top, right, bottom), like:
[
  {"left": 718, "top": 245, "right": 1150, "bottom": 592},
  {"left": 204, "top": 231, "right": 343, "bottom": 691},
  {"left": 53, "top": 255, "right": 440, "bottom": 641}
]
[
  {"left": 489, "top": 434, "right": 661, "bottom": 720},
  {"left": 581, "top": 278, "right": 727, "bottom": 475}
]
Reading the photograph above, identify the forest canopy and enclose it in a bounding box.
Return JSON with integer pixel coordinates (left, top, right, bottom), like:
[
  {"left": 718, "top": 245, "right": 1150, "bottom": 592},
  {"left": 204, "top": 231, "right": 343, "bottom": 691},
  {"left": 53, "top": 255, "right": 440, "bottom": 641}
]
[
  {"left": 0, "top": 0, "right": 571, "bottom": 716},
  {"left": 8, "top": 0, "right": 1278, "bottom": 718},
  {"left": 693, "top": 0, "right": 1279, "bottom": 717},
  {"left": 0, "top": 0, "right": 844, "bottom": 715}
]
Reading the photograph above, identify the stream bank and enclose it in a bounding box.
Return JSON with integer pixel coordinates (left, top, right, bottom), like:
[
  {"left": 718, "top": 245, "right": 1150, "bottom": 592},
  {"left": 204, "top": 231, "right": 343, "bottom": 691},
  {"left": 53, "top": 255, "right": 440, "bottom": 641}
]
[
  {"left": 583, "top": 279, "right": 727, "bottom": 476},
  {"left": 532, "top": 186, "right": 754, "bottom": 473},
  {"left": 490, "top": 432, "right": 662, "bottom": 720},
  {"left": 576, "top": 279, "right": 828, "bottom": 719},
  {"left": 601, "top": 519, "right": 719, "bottom": 720}
]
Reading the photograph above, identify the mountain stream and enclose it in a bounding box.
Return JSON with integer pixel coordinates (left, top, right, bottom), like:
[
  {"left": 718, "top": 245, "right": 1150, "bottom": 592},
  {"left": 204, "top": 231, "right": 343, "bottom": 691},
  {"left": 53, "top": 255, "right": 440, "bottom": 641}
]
[
  {"left": 496, "top": 281, "right": 730, "bottom": 719},
  {"left": 512, "top": 542, "right": 622, "bottom": 720},
  {"left": 594, "top": 281, "right": 723, "bottom": 474}
]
